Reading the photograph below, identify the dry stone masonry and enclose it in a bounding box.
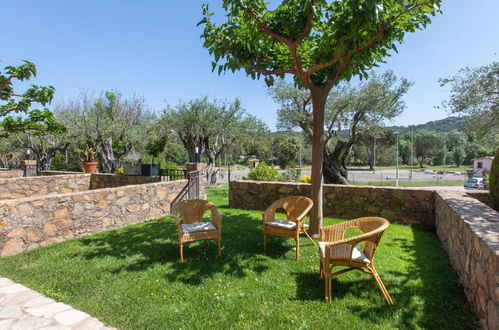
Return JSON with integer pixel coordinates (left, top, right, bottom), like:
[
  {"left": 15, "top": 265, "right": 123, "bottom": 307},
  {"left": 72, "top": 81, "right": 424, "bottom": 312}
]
[
  {"left": 230, "top": 181, "right": 435, "bottom": 229},
  {"left": 0, "top": 170, "right": 23, "bottom": 179},
  {"left": 0, "top": 174, "right": 91, "bottom": 200},
  {"left": 0, "top": 177, "right": 187, "bottom": 257},
  {"left": 436, "top": 190, "right": 499, "bottom": 330}
]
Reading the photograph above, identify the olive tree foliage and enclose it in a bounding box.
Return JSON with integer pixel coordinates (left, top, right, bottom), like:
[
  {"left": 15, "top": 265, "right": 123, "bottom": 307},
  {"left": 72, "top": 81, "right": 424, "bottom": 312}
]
[
  {"left": 358, "top": 127, "right": 397, "bottom": 170},
  {"left": 439, "top": 61, "right": 499, "bottom": 136},
  {"left": 199, "top": 0, "right": 441, "bottom": 232},
  {"left": 414, "top": 131, "right": 441, "bottom": 167},
  {"left": 56, "top": 91, "right": 153, "bottom": 173},
  {"left": 273, "top": 71, "right": 411, "bottom": 183},
  {"left": 162, "top": 97, "right": 268, "bottom": 183},
  {"left": 0, "top": 136, "right": 23, "bottom": 168},
  {"left": 16, "top": 133, "right": 68, "bottom": 171},
  {"left": 0, "top": 60, "right": 65, "bottom": 138}
]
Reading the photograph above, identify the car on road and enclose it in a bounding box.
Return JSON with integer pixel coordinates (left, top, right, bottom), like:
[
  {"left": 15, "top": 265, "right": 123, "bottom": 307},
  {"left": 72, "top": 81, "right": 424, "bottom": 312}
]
[{"left": 464, "top": 177, "right": 484, "bottom": 190}]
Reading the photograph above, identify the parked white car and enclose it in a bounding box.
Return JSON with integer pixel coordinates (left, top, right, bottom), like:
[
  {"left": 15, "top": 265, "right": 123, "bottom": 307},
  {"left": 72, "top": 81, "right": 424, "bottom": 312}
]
[
  {"left": 464, "top": 177, "right": 484, "bottom": 190},
  {"left": 424, "top": 170, "right": 436, "bottom": 174}
]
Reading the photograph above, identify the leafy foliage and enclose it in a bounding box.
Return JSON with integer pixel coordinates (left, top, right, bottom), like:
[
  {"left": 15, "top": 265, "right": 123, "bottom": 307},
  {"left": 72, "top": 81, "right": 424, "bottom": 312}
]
[
  {"left": 278, "top": 136, "right": 299, "bottom": 169},
  {"left": 200, "top": 0, "right": 441, "bottom": 87},
  {"left": 0, "top": 60, "right": 65, "bottom": 137},
  {"left": 247, "top": 163, "right": 283, "bottom": 182},
  {"left": 299, "top": 175, "right": 311, "bottom": 183},
  {"left": 414, "top": 131, "right": 441, "bottom": 167},
  {"left": 145, "top": 134, "right": 169, "bottom": 164},
  {"left": 273, "top": 72, "right": 411, "bottom": 182},
  {"left": 451, "top": 146, "right": 466, "bottom": 167},
  {"left": 57, "top": 90, "right": 153, "bottom": 173},
  {"left": 281, "top": 167, "right": 302, "bottom": 182},
  {"left": 440, "top": 61, "right": 499, "bottom": 136}
]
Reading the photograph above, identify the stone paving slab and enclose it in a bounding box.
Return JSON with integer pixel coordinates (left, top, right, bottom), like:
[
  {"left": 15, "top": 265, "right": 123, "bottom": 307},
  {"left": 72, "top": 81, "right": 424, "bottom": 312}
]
[{"left": 0, "top": 277, "right": 115, "bottom": 329}]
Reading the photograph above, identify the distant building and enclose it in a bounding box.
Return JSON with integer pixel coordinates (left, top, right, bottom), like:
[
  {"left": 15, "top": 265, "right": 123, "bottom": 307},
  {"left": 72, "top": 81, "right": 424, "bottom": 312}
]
[{"left": 472, "top": 157, "right": 494, "bottom": 176}]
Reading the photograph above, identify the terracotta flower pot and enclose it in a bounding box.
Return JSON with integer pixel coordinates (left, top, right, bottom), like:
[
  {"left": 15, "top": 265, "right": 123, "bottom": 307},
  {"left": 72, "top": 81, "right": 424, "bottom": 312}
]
[{"left": 83, "top": 162, "right": 98, "bottom": 173}]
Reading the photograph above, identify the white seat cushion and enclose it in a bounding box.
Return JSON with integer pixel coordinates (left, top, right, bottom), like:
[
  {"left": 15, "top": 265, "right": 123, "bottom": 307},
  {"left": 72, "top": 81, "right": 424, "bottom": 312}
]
[
  {"left": 265, "top": 220, "right": 309, "bottom": 230},
  {"left": 265, "top": 220, "right": 297, "bottom": 230},
  {"left": 181, "top": 222, "right": 216, "bottom": 233},
  {"left": 318, "top": 242, "right": 370, "bottom": 264}
]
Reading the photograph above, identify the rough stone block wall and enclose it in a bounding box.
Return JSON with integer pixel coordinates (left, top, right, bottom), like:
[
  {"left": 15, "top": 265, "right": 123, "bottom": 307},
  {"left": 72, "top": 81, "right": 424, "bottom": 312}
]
[
  {"left": 466, "top": 191, "right": 493, "bottom": 209},
  {"left": 0, "top": 170, "right": 23, "bottom": 179},
  {"left": 435, "top": 191, "right": 499, "bottom": 330},
  {"left": 90, "top": 173, "right": 161, "bottom": 190},
  {"left": 0, "top": 179, "right": 187, "bottom": 257},
  {"left": 229, "top": 181, "right": 435, "bottom": 229},
  {"left": 0, "top": 174, "right": 91, "bottom": 200}
]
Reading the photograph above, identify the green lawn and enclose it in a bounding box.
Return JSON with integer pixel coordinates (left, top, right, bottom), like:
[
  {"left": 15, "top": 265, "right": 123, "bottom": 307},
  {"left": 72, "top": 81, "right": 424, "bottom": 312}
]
[{"left": 0, "top": 186, "right": 478, "bottom": 329}]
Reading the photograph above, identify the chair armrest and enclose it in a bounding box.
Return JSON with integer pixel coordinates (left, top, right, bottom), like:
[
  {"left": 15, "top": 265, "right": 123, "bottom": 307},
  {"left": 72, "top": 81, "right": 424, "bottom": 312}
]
[
  {"left": 262, "top": 199, "right": 283, "bottom": 222},
  {"left": 321, "top": 229, "right": 385, "bottom": 263},
  {"left": 173, "top": 214, "right": 183, "bottom": 234},
  {"left": 210, "top": 207, "right": 222, "bottom": 230}
]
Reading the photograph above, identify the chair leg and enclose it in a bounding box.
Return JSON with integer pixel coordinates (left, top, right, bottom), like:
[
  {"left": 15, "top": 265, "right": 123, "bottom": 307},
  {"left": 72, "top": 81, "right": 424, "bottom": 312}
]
[
  {"left": 179, "top": 243, "right": 184, "bottom": 263},
  {"left": 303, "top": 228, "right": 317, "bottom": 247},
  {"left": 325, "top": 275, "right": 332, "bottom": 303},
  {"left": 368, "top": 264, "right": 394, "bottom": 305},
  {"left": 218, "top": 238, "right": 221, "bottom": 256},
  {"left": 319, "top": 259, "right": 323, "bottom": 277},
  {"left": 295, "top": 237, "right": 300, "bottom": 261}
]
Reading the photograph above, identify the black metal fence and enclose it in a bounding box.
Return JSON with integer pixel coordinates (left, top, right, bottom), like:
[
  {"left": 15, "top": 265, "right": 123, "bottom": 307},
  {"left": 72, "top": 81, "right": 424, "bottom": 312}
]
[{"left": 160, "top": 168, "right": 187, "bottom": 181}]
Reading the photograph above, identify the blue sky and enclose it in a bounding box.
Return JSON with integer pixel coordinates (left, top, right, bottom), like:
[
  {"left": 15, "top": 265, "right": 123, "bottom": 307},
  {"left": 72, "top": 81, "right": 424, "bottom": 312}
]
[{"left": 2, "top": 1, "right": 498, "bottom": 130}]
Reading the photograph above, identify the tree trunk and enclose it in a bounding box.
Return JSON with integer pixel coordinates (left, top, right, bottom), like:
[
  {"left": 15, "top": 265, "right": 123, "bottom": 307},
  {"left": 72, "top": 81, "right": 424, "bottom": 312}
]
[
  {"left": 309, "top": 87, "right": 328, "bottom": 237},
  {"left": 323, "top": 140, "right": 350, "bottom": 184},
  {"left": 99, "top": 137, "right": 119, "bottom": 173}
]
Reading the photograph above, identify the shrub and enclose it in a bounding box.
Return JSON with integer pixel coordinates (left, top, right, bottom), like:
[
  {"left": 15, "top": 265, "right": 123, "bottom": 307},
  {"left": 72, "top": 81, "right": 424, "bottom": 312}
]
[
  {"left": 489, "top": 148, "right": 499, "bottom": 211},
  {"left": 247, "top": 163, "right": 283, "bottom": 182},
  {"left": 299, "top": 175, "right": 311, "bottom": 183},
  {"left": 282, "top": 168, "right": 301, "bottom": 182}
]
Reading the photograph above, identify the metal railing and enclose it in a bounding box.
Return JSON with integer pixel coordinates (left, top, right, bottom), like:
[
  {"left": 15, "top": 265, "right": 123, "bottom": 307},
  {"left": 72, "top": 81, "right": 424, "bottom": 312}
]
[
  {"left": 160, "top": 168, "right": 187, "bottom": 181},
  {"left": 170, "top": 170, "right": 201, "bottom": 212}
]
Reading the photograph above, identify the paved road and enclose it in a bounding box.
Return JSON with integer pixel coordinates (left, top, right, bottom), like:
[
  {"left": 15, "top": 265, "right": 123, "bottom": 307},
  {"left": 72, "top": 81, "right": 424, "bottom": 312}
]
[{"left": 215, "top": 168, "right": 467, "bottom": 185}]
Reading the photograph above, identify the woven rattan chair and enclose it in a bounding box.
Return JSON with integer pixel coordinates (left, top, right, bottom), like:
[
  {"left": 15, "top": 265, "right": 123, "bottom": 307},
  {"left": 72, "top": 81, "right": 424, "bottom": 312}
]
[
  {"left": 263, "top": 196, "right": 315, "bottom": 261},
  {"left": 319, "top": 217, "right": 394, "bottom": 305},
  {"left": 173, "top": 199, "right": 222, "bottom": 263}
]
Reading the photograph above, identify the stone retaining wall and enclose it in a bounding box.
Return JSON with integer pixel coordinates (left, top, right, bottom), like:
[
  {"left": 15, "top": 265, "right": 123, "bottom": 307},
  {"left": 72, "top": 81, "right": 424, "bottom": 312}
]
[
  {"left": 229, "top": 181, "right": 435, "bottom": 229},
  {"left": 466, "top": 190, "right": 493, "bottom": 209},
  {"left": 90, "top": 173, "right": 161, "bottom": 190},
  {"left": 0, "top": 170, "right": 23, "bottom": 179},
  {"left": 435, "top": 191, "right": 499, "bottom": 330},
  {"left": 0, "top": 179, "right": 187, "bottom": 257},
  {"left": 0, "top": 174, "right": 91, "bottom": 200}
]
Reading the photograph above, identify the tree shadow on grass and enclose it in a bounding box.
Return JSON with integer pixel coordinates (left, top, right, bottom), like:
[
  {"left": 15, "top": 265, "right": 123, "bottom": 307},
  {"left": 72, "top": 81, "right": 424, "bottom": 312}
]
[
  {"left": 292, "top": 227, "right": 480, "bottom": 329},
  {"left": 73, "top": 211, "right": 292, "bottom": 285}
]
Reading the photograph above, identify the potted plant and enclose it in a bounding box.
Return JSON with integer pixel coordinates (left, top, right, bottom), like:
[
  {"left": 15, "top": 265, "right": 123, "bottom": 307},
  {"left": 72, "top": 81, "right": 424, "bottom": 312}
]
[
  {"left": 142, "top": 135, "right": 168, "bottom": 176},
  {"left": 80, "top": 143, "right": 98, "bottom": 173}
]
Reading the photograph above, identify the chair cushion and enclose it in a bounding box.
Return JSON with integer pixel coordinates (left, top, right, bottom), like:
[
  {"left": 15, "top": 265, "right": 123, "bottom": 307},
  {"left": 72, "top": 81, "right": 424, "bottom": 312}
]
[
  {"left": 318, "top": 242, "right": 370, "bottom": 264},
  {"left": 181, "top": 222, "right": 216, "bottom": 233},
  {"left": 265, "top": 220, "right": 297, "bottom": 230}
]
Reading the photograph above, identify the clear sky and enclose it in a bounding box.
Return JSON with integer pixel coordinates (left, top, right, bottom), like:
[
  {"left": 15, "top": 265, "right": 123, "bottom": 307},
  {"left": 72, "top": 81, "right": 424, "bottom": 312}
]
[{"left": 2, "top": 1, "right": 498, "bottom": 130}]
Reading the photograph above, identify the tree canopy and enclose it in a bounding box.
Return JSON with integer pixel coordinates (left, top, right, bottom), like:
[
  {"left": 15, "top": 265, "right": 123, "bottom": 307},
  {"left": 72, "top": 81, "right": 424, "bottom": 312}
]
[
  {"left": 200, "top": 0, "right": 441, "bottom": 233},
  {"left": 440, "top": 61, "right": 498, "bottom": 136},
  {"left": 0, "top": 60, "right": 64, "bottom": 138},
  {"left": 273, "top": 71, "right": 411, "bottom": 183}
]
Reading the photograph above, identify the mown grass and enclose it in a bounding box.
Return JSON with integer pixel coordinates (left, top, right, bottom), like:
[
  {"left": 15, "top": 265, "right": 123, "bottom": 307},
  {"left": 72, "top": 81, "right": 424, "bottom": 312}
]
[{"left": 0, "top": 186, "right": 478, "bottom": 329}]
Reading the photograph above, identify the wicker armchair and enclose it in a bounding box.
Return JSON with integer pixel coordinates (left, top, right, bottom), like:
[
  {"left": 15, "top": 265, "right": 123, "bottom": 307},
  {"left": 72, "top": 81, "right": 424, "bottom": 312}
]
[
  {"left": 173, "top": 199, "right": 222, "bottom": 263},
  {"left": 319, "top": 217, "right": 394, "bottom": 305},
  {"left": 262, "top": 196, "right": 315, "bottom": 261}
]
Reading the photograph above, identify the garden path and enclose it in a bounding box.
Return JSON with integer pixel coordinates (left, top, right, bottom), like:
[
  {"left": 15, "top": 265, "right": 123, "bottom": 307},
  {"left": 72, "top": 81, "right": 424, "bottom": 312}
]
[{"left": 0, "top": 277, "right": 114, "bottom": 329}]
